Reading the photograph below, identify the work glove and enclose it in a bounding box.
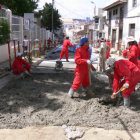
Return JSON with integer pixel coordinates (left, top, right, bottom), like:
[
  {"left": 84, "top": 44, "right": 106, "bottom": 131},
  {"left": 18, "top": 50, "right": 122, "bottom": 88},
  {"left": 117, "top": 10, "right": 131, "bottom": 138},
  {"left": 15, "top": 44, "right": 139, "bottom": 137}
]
[
  {"left": 111, "top": 93, "right": 117, "bottom": 99},
  {"left": 122, "top": 83, "right": 129, "bottom": 88},
  {"left": 87, "top": 60, "right": 92, "bottom": 65}
]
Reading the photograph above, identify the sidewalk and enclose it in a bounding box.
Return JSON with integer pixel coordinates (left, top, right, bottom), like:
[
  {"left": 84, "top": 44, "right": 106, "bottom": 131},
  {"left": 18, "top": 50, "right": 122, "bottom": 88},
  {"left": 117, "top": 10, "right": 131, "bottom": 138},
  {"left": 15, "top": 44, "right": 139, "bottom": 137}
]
[{"left": 0, "top": 126, "right": 140, "bottom": 140}]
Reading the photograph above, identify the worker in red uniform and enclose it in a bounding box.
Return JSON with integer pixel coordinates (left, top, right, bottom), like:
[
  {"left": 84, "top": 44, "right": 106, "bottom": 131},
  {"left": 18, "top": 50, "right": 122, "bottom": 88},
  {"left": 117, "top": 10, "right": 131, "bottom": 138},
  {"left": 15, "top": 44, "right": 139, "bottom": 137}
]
[
  {"left": 68, "top": 38, "right": 95, "bottom": 98},
  {"left": 127, "top": 36, "right": 139, "bottom": 66},
  {"left": 106, "top": 39, "right": 111, "bottom": 60},
  {"left": 106, "top": 57, "right": 140, "bottom": 107},
  {"left": 138, "top": 41, "right": 140, "bottom": 68},
  {"left": 138, "top": 41, "right": 140, "bottom": 60},
  {"left": 12, "top": 53, "right": 32, "bottom": 78},
  {"left": 59, "top": 36, "right": 75, "bottom": 62},
  {"left": 47, "top": 38, "right": 52, "bottom": 49}
]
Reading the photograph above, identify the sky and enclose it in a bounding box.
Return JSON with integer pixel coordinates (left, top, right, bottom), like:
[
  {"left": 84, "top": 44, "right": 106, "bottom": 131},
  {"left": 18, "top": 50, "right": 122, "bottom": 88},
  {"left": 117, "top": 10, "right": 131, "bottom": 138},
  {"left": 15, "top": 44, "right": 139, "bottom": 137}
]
[{"left": 37, "top": 0, "right": 112, "bottom": 19}]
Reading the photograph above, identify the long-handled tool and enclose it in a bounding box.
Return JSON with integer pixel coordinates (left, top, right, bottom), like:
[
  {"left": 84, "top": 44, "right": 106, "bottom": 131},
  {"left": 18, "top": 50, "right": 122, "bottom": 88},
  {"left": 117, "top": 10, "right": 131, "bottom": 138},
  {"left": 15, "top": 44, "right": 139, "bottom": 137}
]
[
  {"left": 88, "top": 65, "right": 92, "bottom": 86},
  {"left": 111, "top": 86, "right": 126, "bottom": 99}
]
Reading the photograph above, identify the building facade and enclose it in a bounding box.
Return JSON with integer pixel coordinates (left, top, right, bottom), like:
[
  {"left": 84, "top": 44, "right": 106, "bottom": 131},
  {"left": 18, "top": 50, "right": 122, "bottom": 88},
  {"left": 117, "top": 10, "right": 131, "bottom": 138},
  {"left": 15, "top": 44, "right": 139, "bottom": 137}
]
[{"left": 104, "top": 0, "right": 140, "bottom": 50}]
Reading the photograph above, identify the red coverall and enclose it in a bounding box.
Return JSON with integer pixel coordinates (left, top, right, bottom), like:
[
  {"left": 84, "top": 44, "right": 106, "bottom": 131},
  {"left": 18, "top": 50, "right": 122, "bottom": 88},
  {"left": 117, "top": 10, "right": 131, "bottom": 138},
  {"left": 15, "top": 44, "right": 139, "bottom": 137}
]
[
  {"left": 59, "top": 39, "right": 75, "bottom": 61},
  {"left": 106, "top": 41, "right": 111, "bottom": 60},
  {"left": 113, "top": 60, "right": 140, "bottom": 97},
  {"left": 71, "top": 46, "right": 93, "bottom": 90},
  {"left": 47, "top": 39, "right": 52, "bottom": 48},
  {"left": 12, "top": 57, "right": 31, "bottom": 74},
  {"left": 128, "top": 45, "right": 139, "bottom": 66},
  {"left": 138, "top": 43, "right": 140, "bottom": 59},
  {"left": 122, "top": 50, "right": 128, "bottom": 58}
]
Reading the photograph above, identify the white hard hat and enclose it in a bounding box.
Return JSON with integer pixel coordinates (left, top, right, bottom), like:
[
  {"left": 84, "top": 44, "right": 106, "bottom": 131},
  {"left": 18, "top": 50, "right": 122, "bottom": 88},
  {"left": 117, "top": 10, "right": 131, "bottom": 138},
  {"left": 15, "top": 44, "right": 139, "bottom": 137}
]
[
  {"left": 17, "top": 52, "right": 23, "bottom": 56},
  {"left": 127, "top": 36, "right": 135, "bottom": 42},
  {"left": 106, "top": 57, "right": 116, "bottom": 68}
]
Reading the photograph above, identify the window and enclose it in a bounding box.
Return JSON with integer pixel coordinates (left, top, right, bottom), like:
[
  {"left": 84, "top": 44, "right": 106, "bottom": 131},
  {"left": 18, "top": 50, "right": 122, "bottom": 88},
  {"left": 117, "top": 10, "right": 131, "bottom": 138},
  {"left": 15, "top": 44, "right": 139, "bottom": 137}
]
[
  {"left": 129, "top": 24, "right": 135, "bottom": 37},
  {"left": 113, "top": 9, "right": 118, "bottom": 15},
  {"left": 95, "top": 18, "right": 99, "bottom": 23},
  {"left": 133, "top": 0, "right": 137, "bottom": 7},
  {"left": 99, "top": 33, "right": 102, "bottom": 38}
]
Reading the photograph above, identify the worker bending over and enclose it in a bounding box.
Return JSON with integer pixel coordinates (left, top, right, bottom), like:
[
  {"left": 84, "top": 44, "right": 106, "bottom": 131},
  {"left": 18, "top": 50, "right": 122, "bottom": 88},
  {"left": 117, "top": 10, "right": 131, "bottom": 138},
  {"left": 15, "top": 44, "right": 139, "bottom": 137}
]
[
  {"left": 106, "top": 57, "right": 140, "bottom": 107},
  {"left": 12, "top": 53, "right": 32, "bottom": 78},
  {"left": 68, "top": 38, "right": 95, "bottom": 98}
]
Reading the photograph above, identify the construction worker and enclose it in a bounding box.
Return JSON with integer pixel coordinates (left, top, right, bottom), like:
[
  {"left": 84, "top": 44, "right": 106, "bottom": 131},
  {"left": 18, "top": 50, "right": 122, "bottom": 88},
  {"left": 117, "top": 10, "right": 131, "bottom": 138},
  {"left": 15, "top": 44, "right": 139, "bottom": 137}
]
[
  {"left": 127, "top": 36, "right": 139, "bottom": 66},
  {"left": 23, "top": 35, "right": 29, "bottom": 55},
  {"left": 99, "top": 38, "right": 109, "bottom": 72},
  {"left": 59, "top": 36, "right": 75, "bottom": 62},
  {"left": 68, "top": 38, "right": 95, "bottom": 98},
  {"left": 106, "top": 39, "right": 111, "bottom": 60},
  {"left": 47, "top": 38, "right": 52, "bottom": 49},
  {"left": 138, "top": 40, "right": 140, "bottom": 60},
  {"left": 106, "top": 57, "right": 140, "bottom": 107},
  {"left": 12, "top": 52, "right": 32, "bottom": 78}
]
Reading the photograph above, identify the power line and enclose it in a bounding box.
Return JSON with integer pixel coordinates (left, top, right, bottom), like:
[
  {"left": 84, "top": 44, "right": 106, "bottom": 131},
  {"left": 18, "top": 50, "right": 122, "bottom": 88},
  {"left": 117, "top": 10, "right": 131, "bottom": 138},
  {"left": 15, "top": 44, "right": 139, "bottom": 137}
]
[{"left": 55, "top": 1, "right": 86, "bottom": 19}]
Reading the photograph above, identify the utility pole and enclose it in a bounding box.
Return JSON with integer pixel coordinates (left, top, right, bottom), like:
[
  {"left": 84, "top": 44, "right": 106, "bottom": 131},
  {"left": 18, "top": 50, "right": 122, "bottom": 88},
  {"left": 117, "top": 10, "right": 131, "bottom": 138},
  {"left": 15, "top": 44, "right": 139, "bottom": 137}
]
[{"left": 52, "top": 0, "right": 54, "bottom": 45}]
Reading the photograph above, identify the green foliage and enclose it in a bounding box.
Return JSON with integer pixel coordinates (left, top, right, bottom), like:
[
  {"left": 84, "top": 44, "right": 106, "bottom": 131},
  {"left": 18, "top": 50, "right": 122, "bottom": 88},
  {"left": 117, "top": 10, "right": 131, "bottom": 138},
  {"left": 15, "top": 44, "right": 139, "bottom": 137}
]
[
  {"left": 38, "top": 3, "right": 62, "bottom": 31},
  {"left": 0, "top": 0, "right": 38, "bottom": 16},
  {"left": 0, "top": 19, "right": 10, "bottom": 45}
]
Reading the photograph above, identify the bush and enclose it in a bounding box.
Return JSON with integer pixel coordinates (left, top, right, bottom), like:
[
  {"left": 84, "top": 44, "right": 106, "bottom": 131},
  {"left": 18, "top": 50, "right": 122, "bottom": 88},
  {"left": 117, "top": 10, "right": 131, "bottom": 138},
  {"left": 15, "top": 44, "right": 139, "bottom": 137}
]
[{"left": 0, "top": 19, "right": 10, "bottom": 45}]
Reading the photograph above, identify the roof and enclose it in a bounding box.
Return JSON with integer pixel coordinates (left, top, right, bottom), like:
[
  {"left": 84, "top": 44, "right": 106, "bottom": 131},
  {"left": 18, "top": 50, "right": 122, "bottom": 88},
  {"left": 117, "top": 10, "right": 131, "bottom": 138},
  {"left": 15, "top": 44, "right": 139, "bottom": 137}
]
[
  {"left": 61, "top": 18, "right": 74, "bottom": 24},
  {"left": 103, "top": 0, "right": 127, "bottom": 10}
]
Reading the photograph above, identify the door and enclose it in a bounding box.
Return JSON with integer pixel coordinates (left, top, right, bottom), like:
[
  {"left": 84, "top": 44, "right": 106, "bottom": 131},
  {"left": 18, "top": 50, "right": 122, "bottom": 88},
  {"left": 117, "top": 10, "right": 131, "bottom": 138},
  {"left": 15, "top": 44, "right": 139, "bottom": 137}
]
[{"left": 112, "top": 29, "right": 116, "bottom": 48}]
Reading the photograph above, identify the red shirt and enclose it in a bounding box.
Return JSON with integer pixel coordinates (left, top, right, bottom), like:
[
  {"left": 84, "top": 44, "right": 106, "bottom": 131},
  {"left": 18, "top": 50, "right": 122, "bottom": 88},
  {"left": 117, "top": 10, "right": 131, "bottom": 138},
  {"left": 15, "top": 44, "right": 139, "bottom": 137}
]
[
  {"left": 128, "top": 45, "right": 139, "bottom": 66},
  {"left": 62, "top": 39, "right": 75, "bottom": 52},
  {"left": 12, "top": 57, "right": 31, "bottom": 74}
]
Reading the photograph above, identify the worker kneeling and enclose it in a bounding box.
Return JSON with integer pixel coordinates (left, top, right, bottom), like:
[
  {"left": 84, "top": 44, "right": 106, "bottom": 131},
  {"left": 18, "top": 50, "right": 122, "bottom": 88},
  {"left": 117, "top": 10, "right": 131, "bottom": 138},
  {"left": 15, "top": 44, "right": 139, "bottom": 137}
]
[
  {"left": 12, "top": 52, "right": 32, "bottom": 79},
  {"left": 68, "top": 38, "right": 95, "bottom": 98},
  {"left": 106, "top": 57, "right": 140, "bottom": 107}
]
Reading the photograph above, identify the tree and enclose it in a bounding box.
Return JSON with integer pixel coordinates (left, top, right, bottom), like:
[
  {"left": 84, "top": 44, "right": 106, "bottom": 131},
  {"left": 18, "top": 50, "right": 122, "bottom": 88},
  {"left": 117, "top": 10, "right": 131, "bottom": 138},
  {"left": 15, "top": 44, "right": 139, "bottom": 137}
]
[
  {"left": 0, "top": 0, "right": 38, "bottom": 16},
  {"left": 0, "top": 19, "right": 10, "bottom": 44},
  {"left": 40, "top": 3, "right": 62, "bottom": 31}
]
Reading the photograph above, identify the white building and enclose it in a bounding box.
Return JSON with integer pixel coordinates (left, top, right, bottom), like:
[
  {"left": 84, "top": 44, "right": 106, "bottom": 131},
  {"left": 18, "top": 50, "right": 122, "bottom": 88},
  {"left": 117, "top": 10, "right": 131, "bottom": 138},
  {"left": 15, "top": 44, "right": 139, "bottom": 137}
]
[
  {"left": 61, "top": 18, "right": 87, "bottom": 42},
  {"left": 123, "top": 0, "right": 140, "bottom": 43},
  {"left": 92, "top": 8, "right": 106, "bottom": 42},
  {"left": 104, "top": 0, "right": 140, "bottom": 50}
]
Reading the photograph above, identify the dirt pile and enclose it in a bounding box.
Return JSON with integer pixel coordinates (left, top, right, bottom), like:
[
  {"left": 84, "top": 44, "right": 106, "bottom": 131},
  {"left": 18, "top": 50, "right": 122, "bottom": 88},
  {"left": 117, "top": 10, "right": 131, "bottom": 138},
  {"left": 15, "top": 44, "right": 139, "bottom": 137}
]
[{"left": 0, "top": 72, "right": 140, "bottom": 132}]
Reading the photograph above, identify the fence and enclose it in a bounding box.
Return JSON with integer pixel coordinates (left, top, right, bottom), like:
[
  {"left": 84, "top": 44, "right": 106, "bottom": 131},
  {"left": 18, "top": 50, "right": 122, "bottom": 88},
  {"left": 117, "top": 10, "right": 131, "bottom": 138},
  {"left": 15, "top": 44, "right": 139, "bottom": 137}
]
[
  {"left": 0, "top": 6, "right": 7, "bottom": 20},
  {"left": 0, "top": 6, "right": 53, "bottom": 66},
  {"left": 11, "top": 15, "right": 23, "bottom": 42}
]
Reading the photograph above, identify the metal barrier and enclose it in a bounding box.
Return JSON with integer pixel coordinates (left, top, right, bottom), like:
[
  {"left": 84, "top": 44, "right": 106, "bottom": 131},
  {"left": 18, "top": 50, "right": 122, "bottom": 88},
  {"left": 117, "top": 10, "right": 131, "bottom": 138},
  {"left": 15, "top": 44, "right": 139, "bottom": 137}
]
[{"left": 11, "top": 15, "right": 22, "bottom": 42}]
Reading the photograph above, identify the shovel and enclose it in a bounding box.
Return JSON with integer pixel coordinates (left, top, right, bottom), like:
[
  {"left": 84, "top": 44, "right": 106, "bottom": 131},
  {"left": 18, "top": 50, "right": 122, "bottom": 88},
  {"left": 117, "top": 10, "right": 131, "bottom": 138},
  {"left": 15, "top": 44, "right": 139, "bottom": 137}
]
[{"left": 111, "top": 87, "right": 126, "bottom": 99}]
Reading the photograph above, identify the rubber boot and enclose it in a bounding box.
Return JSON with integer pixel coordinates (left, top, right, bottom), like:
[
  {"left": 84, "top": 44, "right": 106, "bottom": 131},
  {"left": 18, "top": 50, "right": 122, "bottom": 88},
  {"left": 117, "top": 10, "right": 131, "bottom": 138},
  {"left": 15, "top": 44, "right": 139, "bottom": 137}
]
[
  {"left": 68, "top": 88, "right": 74, "bottom": 98},
  {"left": 123, "top": 97, "right": 130, "bottom": 107}
]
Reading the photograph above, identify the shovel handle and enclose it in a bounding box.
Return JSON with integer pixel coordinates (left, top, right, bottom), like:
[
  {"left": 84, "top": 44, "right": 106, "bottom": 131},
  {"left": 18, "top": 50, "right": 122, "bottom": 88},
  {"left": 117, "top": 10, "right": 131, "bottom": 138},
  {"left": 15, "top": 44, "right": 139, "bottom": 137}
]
[
  {"left": 88, "top": 65, "right": 92, "bottom": 86},
  {"left": 114, "top": 87, "right": 126, "bottom": 95}
]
